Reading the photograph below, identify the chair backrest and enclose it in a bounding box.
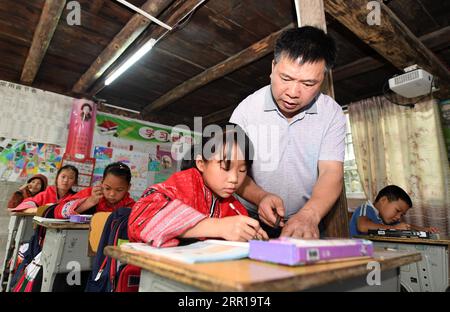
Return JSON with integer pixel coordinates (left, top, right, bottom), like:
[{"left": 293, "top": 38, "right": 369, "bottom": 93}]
[
  {"left": 36, "top": 204, "right": 54, "bottom": 217},
  {"left": 88, "top": 212, "right": 112, "bottom": 256}
]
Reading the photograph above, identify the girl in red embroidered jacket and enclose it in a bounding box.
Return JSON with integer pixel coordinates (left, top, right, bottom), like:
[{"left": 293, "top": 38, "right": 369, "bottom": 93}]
[
  {"left": 129, "top": 124, "right": 268, "bottom": 248},
  {"left": 11, "top": 165, "right": 79, "bottom": 212},
  {"left": 54, "top": 162, "right": 135, "bottom": 219},
  {"left": 7, "top": 174, "right": 48, "bottom": 209}
]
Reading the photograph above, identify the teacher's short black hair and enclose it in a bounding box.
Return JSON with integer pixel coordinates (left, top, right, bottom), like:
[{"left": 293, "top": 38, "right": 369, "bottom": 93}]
[{"left": 274, "top": 26, "right": 337, "bottom": 71}]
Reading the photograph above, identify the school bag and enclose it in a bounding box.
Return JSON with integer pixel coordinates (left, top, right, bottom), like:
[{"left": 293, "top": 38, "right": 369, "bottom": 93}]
[{"left": 85, "top": 207, "right": 140, "bottom": 292}]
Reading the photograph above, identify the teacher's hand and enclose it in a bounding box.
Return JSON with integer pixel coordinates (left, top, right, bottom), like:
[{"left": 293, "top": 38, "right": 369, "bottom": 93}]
[
  {"left": 258, "top": 193, "right": 285, "bottom": 228},
  {"left": 281, "top": 208, "right": 320, "bottom": 239}
]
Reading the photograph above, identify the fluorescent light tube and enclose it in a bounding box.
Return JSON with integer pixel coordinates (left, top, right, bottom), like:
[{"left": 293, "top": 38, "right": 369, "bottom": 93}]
[{"left": 105, "top": 38, "right": 156, "bottom": 86}]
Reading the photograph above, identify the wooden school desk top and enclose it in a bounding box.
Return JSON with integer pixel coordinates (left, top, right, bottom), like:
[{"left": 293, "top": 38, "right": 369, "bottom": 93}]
[
  {"left": 104, "top": 246, "right": 421, "bottom": 291},
  {"left": 33, "top": 220, "right": 90, "bottom": 230},
  {"left": 9, "top": 211, "right": 36, "bottom": 217},
  {"left": 357, "top": 235, "right": 450, "bottom": 246}
]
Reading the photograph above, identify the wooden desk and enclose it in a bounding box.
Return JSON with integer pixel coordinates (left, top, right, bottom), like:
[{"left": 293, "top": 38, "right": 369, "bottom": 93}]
[
  {"left": 34, "top": 220, "right": 92, "bottom": 292},
  {"left": 357, "top": 235, "right": 450, "bottom": 292},
  {"left": 0, "top": 211, "right": 36, "bottom": 292},
  {"left": 104, "top": 246, "right": 421, "bottom": 292}
]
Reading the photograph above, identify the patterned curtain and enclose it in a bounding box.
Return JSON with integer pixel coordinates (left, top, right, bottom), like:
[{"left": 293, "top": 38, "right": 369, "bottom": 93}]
[{"left": 349, "top": 96, "right": 450, "bottom": 235}]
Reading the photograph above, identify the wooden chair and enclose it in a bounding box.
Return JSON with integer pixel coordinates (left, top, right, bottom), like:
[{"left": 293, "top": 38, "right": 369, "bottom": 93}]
[{"left": 88, "top": 212, "right": 112, "bottom": 256}]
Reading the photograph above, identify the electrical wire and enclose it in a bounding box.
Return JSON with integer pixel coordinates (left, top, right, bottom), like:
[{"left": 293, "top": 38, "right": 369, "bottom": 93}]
[{"left": 172, "top": 0, "right": 207, "bottom": 32}]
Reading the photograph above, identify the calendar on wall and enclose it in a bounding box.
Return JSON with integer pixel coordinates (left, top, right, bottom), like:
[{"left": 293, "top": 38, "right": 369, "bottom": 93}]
[{"left": 61, "top": 154, "right": 96, "bottom": 192}]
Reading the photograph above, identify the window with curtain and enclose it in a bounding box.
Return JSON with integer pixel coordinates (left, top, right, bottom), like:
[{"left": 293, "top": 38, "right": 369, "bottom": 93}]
[
  {"left": 348, "top": 96, "right": 450, "bottom": 235},
  {"left": 344, "top": 113, "right": 365, "bottom": 199}
]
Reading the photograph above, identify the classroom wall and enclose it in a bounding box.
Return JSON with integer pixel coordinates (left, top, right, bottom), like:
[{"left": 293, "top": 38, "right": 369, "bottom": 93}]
[
  {"left": 0, "top": 80, "right": 200, "bottom": 200},
  {"left": 0, "top": 80, "right": 73, "bottom": 270},
  {"left": 347, "top": 197, "right": 367, "bottom": 212},
  {"left": 0, "top": 180, "right": 22, "bottom": 267},
  {"left": 0, "top": 80, "right": 72, "bottom": 146},
  {"left": 0, "top": 80, "right": 198, "bottom": 267}
]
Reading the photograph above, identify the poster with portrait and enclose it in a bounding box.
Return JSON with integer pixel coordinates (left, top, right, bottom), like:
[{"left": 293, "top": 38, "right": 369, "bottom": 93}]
[
  {"left": 154, "top": 146, "right": 177, "bottom": 184},
  {"left": 65, "top": 99, "right": 96, "bottom": 159}
]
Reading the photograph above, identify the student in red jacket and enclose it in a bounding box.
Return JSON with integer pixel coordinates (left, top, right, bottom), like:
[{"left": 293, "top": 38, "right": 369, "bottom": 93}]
[
  {"left": 54, "top": 162, "right": 135, "bottom": 219},
  {"left": 7, "top": 174, "right": 48, "bottom": 208},
  {"left": 128, "top": 124, "right": 268, "bottom": 248},
  {"left": 11, "top": 165, "right": 78, "bottom": 212}
]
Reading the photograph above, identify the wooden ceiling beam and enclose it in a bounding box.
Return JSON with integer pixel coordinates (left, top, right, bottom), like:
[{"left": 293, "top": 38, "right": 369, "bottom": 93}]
[
  {"left": 87, "top": 0, "right": 204, "bottom": 97},
  {"left": 141, "top": 23, "right": 294, "bottom": 116},
  {"left": 71, "top": 0, "right": 173, "bottom": 94},
  {"left": 20, "top": 0, "right": 66, "bottom": 84},
  {"left": 324, "top": 0, "right": 450, "bottom": 91},
  {"left": 203, "top": 106, "right": 236, "bottom": 125},
  {"left": 294, "top": 0, "right": 334, "bottom": 98},
  {"left": 90, "top": 0, "right": 105, "bottom": 14},
  {"left": 333, "top": 26, "right": 450, "bottom": 81}
]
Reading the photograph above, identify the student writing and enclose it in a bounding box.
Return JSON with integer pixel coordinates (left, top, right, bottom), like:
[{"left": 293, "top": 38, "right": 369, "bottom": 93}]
[
  {"left": 128, "top": 124, "right": 269, "bottom": 247},
  {"left": 349, "top": 185, "right": 439, "bottom": 236}
]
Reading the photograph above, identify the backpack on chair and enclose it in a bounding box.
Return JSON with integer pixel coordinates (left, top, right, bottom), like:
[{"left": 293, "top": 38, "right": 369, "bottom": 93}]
[{"left": 85, "top": 207, "right": 140, "bottom": 292}]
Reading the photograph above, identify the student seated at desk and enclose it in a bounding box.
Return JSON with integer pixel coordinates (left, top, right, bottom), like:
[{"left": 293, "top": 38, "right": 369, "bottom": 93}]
[
  {"left": 129, "top": 124, "right": 268, "bottom": 248},
  {"left": 10, "top": 165, "right": 78, "bottom": 213},
  {"left": 7, "top": 174, "right": 48, "bottom": 208},
  {"left": 54, "top": 162, "right": 135, "bottom": 219},
  {"left": 349, "top": 185, "right": 439, "bottom": 237}
]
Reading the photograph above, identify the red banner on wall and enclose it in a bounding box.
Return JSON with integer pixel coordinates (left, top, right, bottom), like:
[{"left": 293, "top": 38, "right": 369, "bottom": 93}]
[{"left": 65, "top": 99, "right": 96, "bottom": 159}]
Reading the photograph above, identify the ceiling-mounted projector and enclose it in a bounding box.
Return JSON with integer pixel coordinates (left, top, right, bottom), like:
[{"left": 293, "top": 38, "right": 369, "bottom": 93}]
[{"left": 388, "top": 66, "right": 433, "bottom": 98}]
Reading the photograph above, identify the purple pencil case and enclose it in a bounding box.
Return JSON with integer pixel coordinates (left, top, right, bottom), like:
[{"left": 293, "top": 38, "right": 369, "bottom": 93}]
[
  {"left": 69, "top": 214, "right": 92, "bottom": 223},
  {"left": 249, "top": 238, "right": 373, "bottom": 266}
]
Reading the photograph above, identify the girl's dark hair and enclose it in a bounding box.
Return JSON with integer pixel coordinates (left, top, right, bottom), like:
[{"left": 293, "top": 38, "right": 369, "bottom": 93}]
[
  {"left": 274, "top": 26, "right": 337, "bottom": 71},
  {"left": 181, "top": 123, "right": 254, "bottom": 171},
  {"left": 103, "top": 162, "right": 132, "bottom": 184},
  {"left": 55, "top": 165, "right": 79, "bottom": 187}
]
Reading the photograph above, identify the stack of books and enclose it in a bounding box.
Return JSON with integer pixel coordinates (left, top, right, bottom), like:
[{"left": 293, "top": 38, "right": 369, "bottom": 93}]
[{"left": 249, "top": 238, "right": 373, "bottom": 266}]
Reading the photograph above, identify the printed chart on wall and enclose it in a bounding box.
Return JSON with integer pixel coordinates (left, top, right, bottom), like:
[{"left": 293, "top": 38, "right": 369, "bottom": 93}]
[
  {"left": 0, "top": 80, "right": 72, "bottom": 147},
  {"left": 93, "top": 113, "right": 200, "bottom": 200},
  {"left": 0, "top": 137, "right": 63, "bottom": 183}
]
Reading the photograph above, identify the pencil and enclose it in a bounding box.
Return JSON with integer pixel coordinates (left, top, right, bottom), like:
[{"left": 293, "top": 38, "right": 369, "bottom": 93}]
[
  {"left": 230, "top": 203, "right": 266, "bottom": 241},
  {"left": 229, "top": 203, "right": 241, "bottom": 215}
]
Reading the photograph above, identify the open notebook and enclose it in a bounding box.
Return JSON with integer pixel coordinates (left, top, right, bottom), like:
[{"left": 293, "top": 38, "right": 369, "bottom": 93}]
[
  {"left": 33, "top": 216, "right": 70, "bottom": 223},
  {"left": 121, "top": 240, "right": 249, "bottom": 264}
]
